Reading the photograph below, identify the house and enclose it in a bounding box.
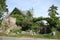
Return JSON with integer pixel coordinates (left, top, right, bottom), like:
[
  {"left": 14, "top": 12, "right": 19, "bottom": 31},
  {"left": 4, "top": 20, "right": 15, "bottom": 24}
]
[
  {"left": 2, "top": 7, "right": 27, "bottom": 27},
  {"left": 1, "top": 7, "right": 28, "bottom": 34}
]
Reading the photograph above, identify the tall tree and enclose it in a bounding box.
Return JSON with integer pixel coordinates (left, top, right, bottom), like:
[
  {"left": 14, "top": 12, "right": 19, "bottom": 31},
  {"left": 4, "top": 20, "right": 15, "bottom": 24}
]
[
  {"left": 0, "top": 0, "right": 7, "bottom": 18},
  {"left": 48, "top": 5, "right": 58, "bottom": 18},
  {"left": 48, "top": 5, "right": 59, "bottom": 28}
]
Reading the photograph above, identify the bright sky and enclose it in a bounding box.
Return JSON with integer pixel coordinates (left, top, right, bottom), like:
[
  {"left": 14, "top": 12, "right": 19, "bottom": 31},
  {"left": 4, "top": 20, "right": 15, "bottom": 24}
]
[{"left": 6, "top": 0, "right": 60, "bottom": 17}]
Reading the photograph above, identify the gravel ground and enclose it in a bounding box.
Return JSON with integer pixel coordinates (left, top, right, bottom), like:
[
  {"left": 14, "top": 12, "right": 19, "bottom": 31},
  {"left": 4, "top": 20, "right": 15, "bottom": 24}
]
[{"left": 0, "top": 36, "right": 59, "bottom": 40}]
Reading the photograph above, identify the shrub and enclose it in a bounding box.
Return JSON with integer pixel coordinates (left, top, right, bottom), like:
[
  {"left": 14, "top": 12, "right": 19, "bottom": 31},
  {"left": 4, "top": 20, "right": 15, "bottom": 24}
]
[{"left": 10, "top": 27, "right": 21, "bottom": 34}]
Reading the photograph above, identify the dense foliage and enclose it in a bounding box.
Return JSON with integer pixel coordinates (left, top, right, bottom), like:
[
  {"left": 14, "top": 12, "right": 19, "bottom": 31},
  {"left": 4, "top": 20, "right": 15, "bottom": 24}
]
[
  {"left": 10, "top": 8, "right": 25, "bottom": 26},
  {"left": 10, "top": 5, "right": 60, "bottom": 34},
  {"left": 0, "top": 0, "right": 60, "bottom": 36},
  {"left": 0, "top": 0, "right": 8, "bottom": 18}
]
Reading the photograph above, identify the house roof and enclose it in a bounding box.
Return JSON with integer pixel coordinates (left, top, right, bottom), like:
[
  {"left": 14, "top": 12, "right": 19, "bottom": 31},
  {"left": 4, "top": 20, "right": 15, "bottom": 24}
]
[{"left": 3, "top": 7, "right": 27, "bottom": 19}]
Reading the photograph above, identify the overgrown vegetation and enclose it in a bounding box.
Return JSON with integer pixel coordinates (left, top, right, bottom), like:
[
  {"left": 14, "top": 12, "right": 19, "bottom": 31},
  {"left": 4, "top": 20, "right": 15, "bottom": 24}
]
[{"left": 0, "top": 0, "right": 60, "bottom": 39}]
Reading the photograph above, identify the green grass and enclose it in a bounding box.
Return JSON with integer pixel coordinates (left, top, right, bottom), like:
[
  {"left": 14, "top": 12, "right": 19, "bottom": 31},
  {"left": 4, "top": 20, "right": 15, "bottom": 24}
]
[
  {"left": 51, "top": 31, "right": 60, "bottom": 39},
  {"left": 7, "top": 33, "right": 33, "bottom": 37},
  {"left": 7, "top": 31, "right": 60, "bottom": 39},
  {"left": 0, "top": 31, "right": 60, "bottom": 39},
  {"left": 7, "top": 33, "right": 52, "bottom": 39}
]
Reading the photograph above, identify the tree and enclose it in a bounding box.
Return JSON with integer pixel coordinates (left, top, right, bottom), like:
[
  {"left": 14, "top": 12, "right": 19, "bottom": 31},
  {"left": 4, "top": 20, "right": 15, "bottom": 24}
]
[
  {"left": 31, "top": 5, "right": 60, "bottom": 34},
  {"left": 0, "top": 0, "right": 7, "bottom": 25},
  {"left": 0, "top": 0, "right": 7, "bottom": 12},
  {"left": 48, "top": 5, "right": 58, "bottom": 18},
  {"left": 21, "top": 10, "right": 33, "bottom": 31},
  {"left": 26, "top": 9, "right": 33, "bottom": 22},
  {"left": 0, "top": 0, "right": 8, "bottom": 18},
  {"left": 21, "top": 18, "right": 32, "bottom": 31},
  {"left": 26, "top": 10, "right": 33, "bottom": 18},
  {"left": 48, "top": 5, "right": 59, "bottom": 28}
]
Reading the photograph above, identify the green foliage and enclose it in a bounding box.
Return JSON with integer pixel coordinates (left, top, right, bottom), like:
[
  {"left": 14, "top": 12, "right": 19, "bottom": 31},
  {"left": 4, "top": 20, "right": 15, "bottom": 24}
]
[
  {"left": 0, "top": 0, "right": 7, "bottom": 18},
  {"left": 16, "top": 15, "right": 25, "bottom": 26},
  {"left": 0, "top": 19, "right": 2, "bottom": 24},
  {"left": 20, "top": 10, "right": 33, "bottom": 31},
  {"left": 0, "top": 0, "right": 7, "bottom": 11},
  {"left": 10, "top": 8, "right": 25, "bottom": 26},
  {"left": 31, "top": 5, "right": 60, "bottom": 34},
  {"left": 26, "top": 10, "right": 33, "bottom": 18},
  {"left": 0, "top": 11, "right": 3, "bottom": 18},
  {"left": 0, "top": 4, "right": 60, "bottom": 38},
  {"left": 32, "top": 22, "right": 40, "bottom": 32},
  {"left": 48, "top": 5, "right": 59, "bottom": 28},
  {"left": 21, "top": 18, "right": 32, "bottom": 31},
  {"left": 48, "top": 5, "right": 58, "bottom": 18},
  {"left": 10, "top": 27, "right": 21, "bottom": 34},
  {"left": 10, "top": 8, "right": 33, "bottom": 31},
  {"left": 11, "top": 8, "right": 25, "bottom": 17},
  {"left": 33, "top": 17, "right": 45, "bottom": 22}
]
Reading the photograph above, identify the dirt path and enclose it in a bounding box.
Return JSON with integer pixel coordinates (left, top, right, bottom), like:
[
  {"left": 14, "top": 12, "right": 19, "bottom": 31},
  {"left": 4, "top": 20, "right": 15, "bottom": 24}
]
[{"left": 0, "top": 36, "right": 59, "bottom": 40}]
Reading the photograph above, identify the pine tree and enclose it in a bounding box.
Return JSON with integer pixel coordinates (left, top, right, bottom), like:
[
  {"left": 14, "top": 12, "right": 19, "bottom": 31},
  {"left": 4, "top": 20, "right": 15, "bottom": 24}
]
[
  {"left": 48, "top": 5, "right": 58, "bottom": 18},
  {"left": 48, "top": 5, "right": 59, "bottom": 27}
]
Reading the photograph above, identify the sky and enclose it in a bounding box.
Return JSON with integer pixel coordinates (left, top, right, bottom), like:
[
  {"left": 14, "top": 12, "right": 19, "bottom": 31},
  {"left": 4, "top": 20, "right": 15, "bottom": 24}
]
[{"left": 6, "top": 0, "right": 60, "bottom": 17}]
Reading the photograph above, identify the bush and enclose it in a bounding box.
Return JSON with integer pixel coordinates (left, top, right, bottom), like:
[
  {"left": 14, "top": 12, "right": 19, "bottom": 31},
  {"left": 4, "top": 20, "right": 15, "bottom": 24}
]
[
  {"left": 10, "top": 27, "right": 21, "bottom": 34},
  {"left": 31, "top": 22, "right": 40, "bottom": 33}
]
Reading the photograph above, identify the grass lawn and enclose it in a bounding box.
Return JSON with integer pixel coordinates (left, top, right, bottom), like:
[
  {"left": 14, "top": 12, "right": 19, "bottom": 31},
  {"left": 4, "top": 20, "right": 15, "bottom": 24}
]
[{"left": 0, "top": 31, "right": 60, "bottom": 39}]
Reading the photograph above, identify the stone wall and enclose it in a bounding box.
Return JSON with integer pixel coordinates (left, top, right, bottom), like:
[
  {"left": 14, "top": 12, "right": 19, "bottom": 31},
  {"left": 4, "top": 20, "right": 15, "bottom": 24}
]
[{"left": 1, "top": 16, "right": 17, "bottom": 34}]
